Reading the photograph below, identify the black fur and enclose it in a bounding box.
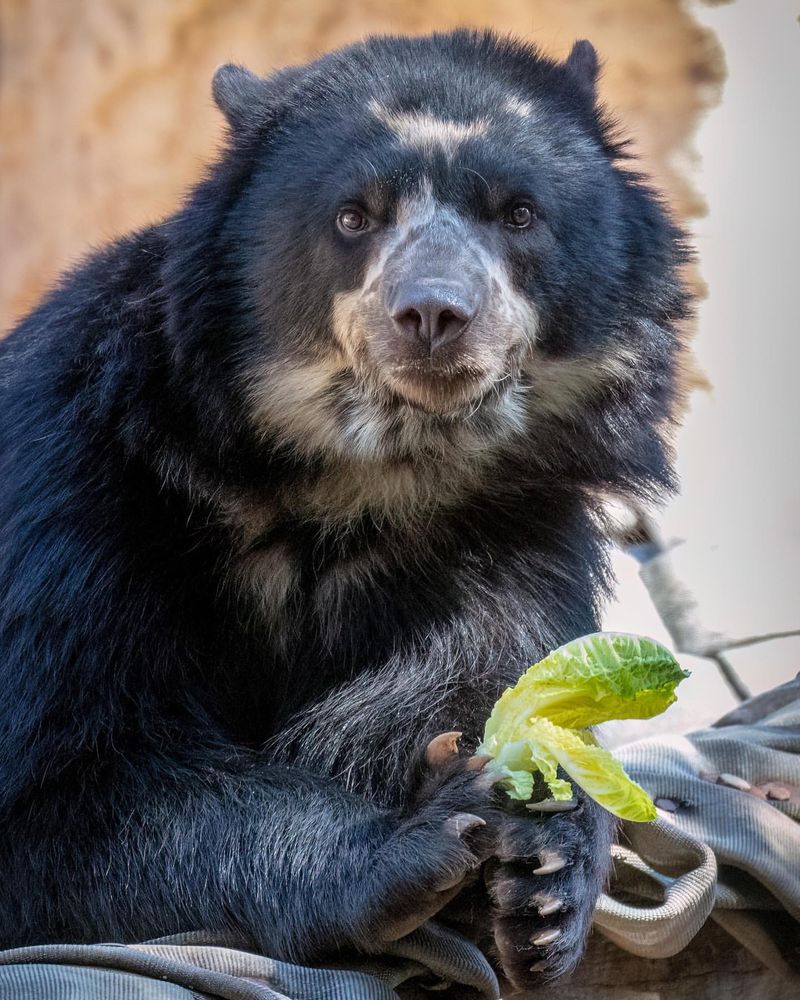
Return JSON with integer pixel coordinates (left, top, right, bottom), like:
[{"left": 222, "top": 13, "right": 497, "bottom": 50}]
[{"left": 0, "top": 30, "right": 689, "bottom": 989}]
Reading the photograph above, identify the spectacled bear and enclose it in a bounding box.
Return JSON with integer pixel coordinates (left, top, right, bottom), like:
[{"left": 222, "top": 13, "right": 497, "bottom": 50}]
[{"left": 0, "top": 30, "right": 689, "bottom": 991}]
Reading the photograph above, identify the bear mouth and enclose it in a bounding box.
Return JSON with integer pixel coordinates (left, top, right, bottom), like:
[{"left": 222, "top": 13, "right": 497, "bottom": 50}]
[{"left": 384, "top": 363, "right": 511, "bottom": 416}]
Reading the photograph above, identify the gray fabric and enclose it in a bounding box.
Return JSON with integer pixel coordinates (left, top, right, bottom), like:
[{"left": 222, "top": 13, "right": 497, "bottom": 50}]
[
  {"left": 0, "top": 923, "right": 500, "bottom": 999},
  {"left": 2, "top": 679, "right": 798, "bottom": 996},
  {"left": 0, "top": 963, "right": 196, "bottom": 1000},
  {"left": 595, "top": 676, "right": 800, "bottom": 971}
]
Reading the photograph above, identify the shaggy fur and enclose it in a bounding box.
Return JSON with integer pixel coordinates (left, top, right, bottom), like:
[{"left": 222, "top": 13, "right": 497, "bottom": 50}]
[{"left": 0, "top": 30, "right": 689, "bottom": 990}]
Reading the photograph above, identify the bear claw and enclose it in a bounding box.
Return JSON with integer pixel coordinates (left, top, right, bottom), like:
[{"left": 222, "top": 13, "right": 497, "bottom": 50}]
[
  {"left": 532, "top": 850, "right": 567, "bottom": 875},
  {"left": 526, "top": 798, "right": 577, "bottom": 813},
  {"left": 535, "top": 895, "right": 563, "bottom": 916},
  {"left": 425, "top": 732, "right": 462, "bottom": 767},
  {"left": 444, "top": 812, "right": 486, "bottom": 838},
  {"left": 531, "top": 928, "right": 562, "bottom": 946}
]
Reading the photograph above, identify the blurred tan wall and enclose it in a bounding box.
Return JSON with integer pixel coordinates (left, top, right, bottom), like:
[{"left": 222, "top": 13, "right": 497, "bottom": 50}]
[{"left": 0, "top": 0, "right": 723, "bottom": 333}]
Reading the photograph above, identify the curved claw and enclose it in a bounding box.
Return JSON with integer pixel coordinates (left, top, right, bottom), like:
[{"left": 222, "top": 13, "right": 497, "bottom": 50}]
[
  {"left": 444, "top": 812, "right": 486, "bottom": 839},
  {"left": 465, "top": 753, "right": 493, "bottom": 771},
  {"left": 532, "top": 850, "right": 567, "bottom": 875},
  {"left": 476, "top": 769, "right": 509, "bottom": 792},
  {"left": 526, "top": 798, "right": 577, "bottom": 813},
  {"left": 425, "top": 731, "right": 462, "bottom": 768},
  {"left": 534, "top": 895, "right": 563, "bottom": 916},
  {"left": 531, "top": 928, "right": 562, "bottom": 947}
]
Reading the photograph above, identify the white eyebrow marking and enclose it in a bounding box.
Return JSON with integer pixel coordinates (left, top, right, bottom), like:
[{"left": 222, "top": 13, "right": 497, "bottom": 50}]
[
  {"left": 505, "top": 95, "right": 536, "bottom": 119},
  {"left": 368, "top": 99, "right": 489, "bottom": 158}
]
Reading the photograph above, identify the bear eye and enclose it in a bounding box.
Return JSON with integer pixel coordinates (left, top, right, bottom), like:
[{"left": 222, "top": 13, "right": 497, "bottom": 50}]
[
  {"left": 504, "top": 202, "right": 536, "bottom": 229},
  {"left": 337, "top": 206, "right": 370, "bottom": 235}
]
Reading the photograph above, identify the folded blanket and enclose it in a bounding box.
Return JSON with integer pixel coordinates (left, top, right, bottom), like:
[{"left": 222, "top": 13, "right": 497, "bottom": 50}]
[
  {"left": 1, "top": 678, "right": 797, "bottom": 997},
  {"left": 0, "top": 922, "right": 500, "bottom": 999},
  {"left": 597, "top": 675, "right": 800, "bottom": 977}
]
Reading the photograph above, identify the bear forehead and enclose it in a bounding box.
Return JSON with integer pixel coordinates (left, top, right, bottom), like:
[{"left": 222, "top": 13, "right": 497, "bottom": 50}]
[
  {"left": 267, "top": 88, "right": 595, "bottom": 206},
  {"left": 318, "top": 85, "right": 570, "bottom": 150},
  {"left": 365, "top": 96, "right": 541, "bottom": 161},
  {"left": 269, "top": 40, "right": 591, "bottom": 157}
]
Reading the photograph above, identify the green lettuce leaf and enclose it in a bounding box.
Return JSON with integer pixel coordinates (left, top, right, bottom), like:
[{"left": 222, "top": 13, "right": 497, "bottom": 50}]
[
  {"left": 478, "top": 632, "right": 689, "bottom": 822},
  {"left": 498, "top": 717, "right": 658, "bottom": 821},
  {"left": 483, "top": 633, "right": 689, "bottom": 735}
]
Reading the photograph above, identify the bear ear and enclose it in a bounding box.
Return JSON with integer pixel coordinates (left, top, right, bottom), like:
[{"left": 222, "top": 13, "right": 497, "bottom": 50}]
[
  {"left": 212, "top": 63, "right": 268, "bottom": 130},
  {"left": 564, "top": 40, "right": 600, "bottom": 101}
]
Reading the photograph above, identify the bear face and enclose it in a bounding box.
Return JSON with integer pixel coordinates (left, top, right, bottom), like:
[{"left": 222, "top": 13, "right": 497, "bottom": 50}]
[{"left": 173, "top": 31, "right": 688, "bottom": 508}]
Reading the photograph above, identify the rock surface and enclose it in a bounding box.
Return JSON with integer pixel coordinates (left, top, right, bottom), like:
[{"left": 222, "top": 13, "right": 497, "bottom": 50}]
[{"left": 0, "top": 0, "right": 724, "bottom": 331}]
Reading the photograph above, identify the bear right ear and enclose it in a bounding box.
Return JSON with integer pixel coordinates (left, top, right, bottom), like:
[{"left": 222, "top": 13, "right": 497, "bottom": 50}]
[
  {"left": 212, "top": 64, "right": 268, "bottom": 131},
  {"left": 564, "top": 40, "right": 600, "bottom": 102}
]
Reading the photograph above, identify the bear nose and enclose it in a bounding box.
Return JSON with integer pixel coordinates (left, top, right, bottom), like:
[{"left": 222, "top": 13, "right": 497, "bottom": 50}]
[{"left": 389, "top": 281, "right": 477, "bottom": 353}]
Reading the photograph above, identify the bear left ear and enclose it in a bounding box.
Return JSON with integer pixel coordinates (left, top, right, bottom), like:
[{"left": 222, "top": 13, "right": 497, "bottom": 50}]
[
  {"left": 564, "top": 40, "right": 600, "bottom": 101},
  {"left": 212, "top": 63, "right": 269, "bottom": 131}
]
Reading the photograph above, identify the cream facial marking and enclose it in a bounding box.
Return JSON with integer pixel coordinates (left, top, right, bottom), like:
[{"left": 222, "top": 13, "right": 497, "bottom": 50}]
[
  {"left": 249, "top": 173, "right": 543, "bottom": 516},
  {"left": 333, "top": 177, "right": 540, "bottom": 414},
  {"left": 504, "top": 95, "right": 536, "bottom": 119},
  {"left": 248, "top": 356, "right": 346, "bottom": 457},
  {"left": 247, "top": 353, "right": 402, "bottom": 463},
  {"left": 522, "top": 342, "right": 640, "bottom": 418},
  {"left": 368, "top": 99, "right": 489, "bottom": 159}
]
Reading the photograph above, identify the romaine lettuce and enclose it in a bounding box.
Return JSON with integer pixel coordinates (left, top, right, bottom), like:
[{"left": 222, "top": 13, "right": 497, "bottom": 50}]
[{"left": 477, "top": 633, "right": 689, "bottom": 822}]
